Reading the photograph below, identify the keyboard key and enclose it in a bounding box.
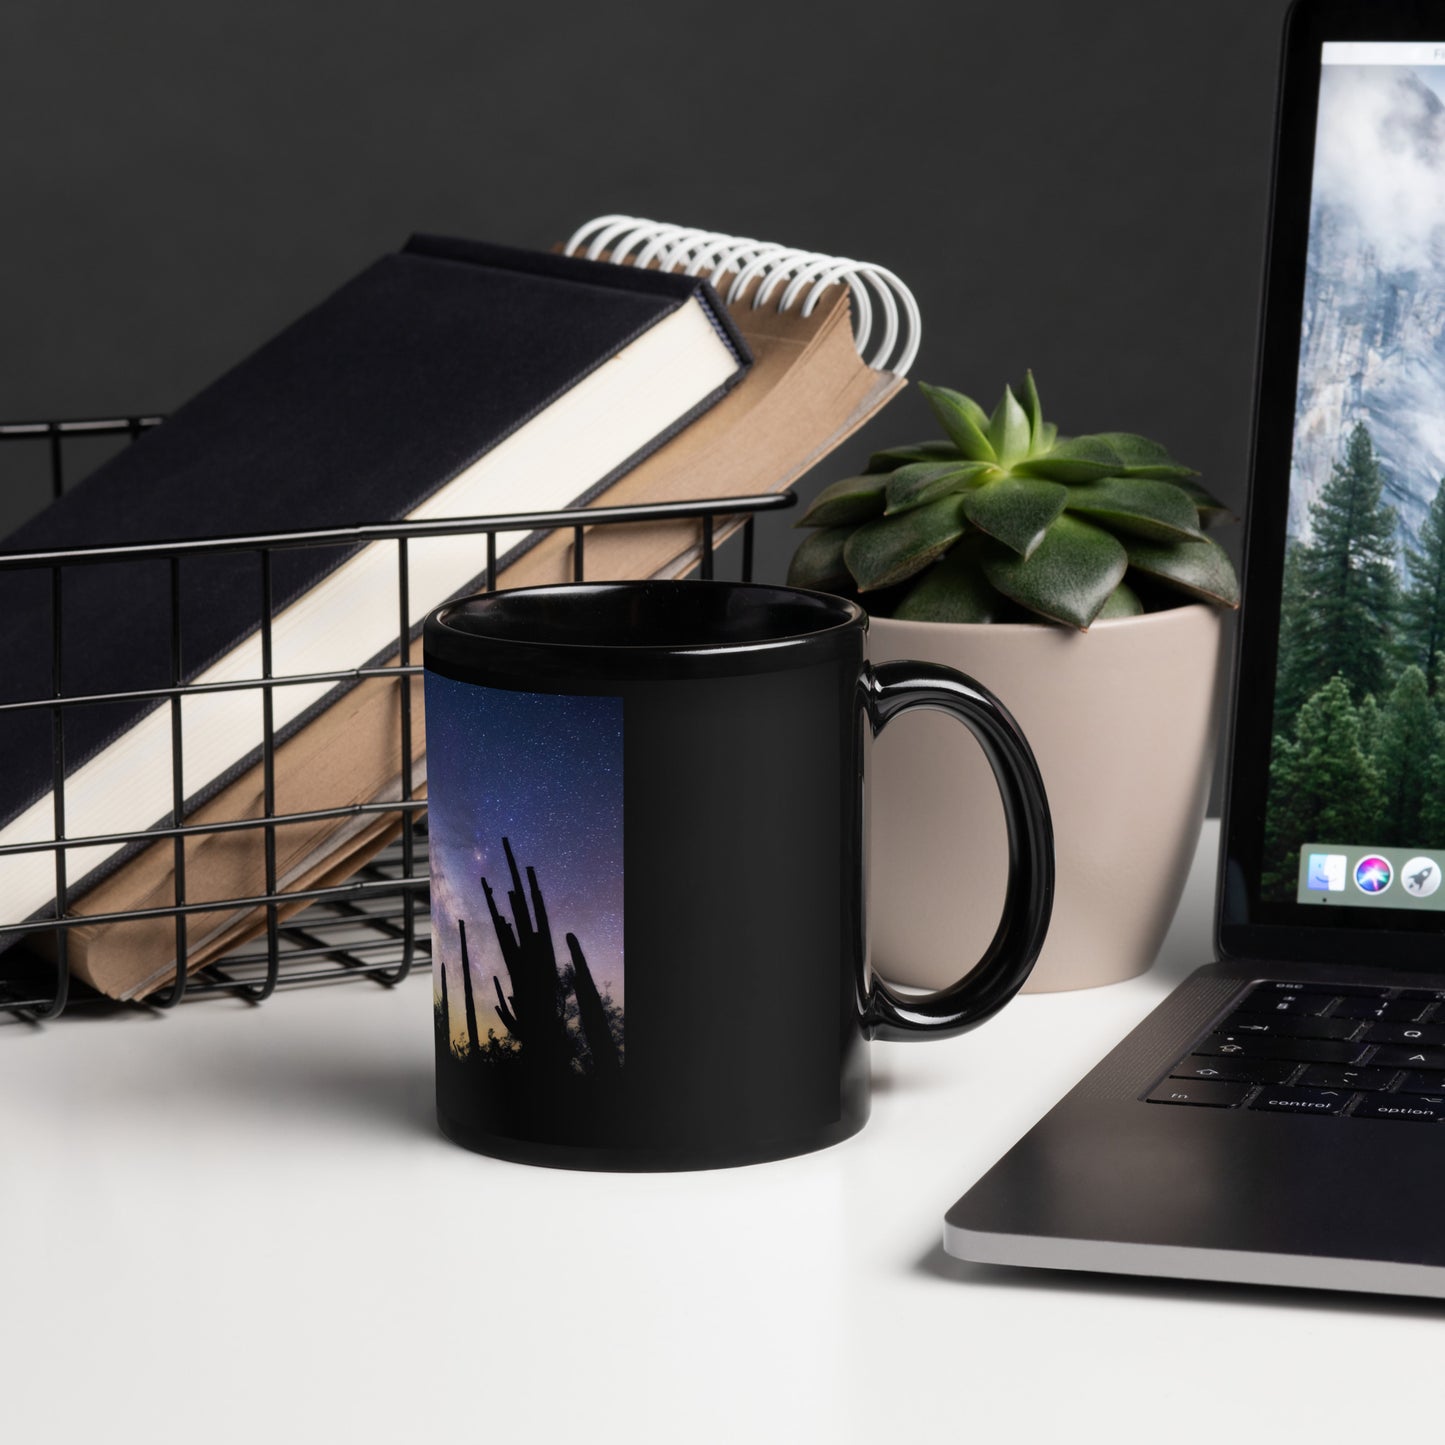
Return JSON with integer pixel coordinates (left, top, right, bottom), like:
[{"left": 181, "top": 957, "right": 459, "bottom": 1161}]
[
  {"left": 1333, "top": 998, "right": 1432, "bottom": 1022},
  {"left": 1170, "top": 1056, "right": 1295, "bottom": 1085},
  {"left": 1198, "top": 1036, "right": 1365, "bottom": 1064},
  {"left": 1222, "top": 1016, "right": 1362, "bottom": 1041},
  {"left": 1362, "top": 1022, "right": 1445, "bottom": 1046},
  {"left": 1147, "top": 1081, "right": 1253, "bottom": 1108},
  {"left": 1352, "top": 1097, "right": 1445, "bottom": 1122},
  {"left": 1297, "top": 1065, "right": 1396, "bottom": 1091},
  {"left": 1367, "top": 1046, "right": 1445, "bottom": 1069},
  {"left": 1247, "top": 982, "right": 1383, "bottom": 998},
  {"left": 1249, "top": 1086, "right": 1353, "bottom": 1116},
  {"left": 1147, "top": 982, "right": 1445, "bottom": 1123},
  {"left": 1231, "top": 991, "right": 1337, "bottom": 1017}
]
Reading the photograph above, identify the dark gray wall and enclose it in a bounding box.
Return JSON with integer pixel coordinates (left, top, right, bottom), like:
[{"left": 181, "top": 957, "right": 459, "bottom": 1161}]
[{"left": 1, "top": 0, "right": 1289, "bottom": 583}]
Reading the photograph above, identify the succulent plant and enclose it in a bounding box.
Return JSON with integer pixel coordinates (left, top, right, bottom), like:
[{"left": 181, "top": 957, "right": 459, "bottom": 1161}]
[{"left": 787, "top": 374, "right": 1239, "bottom": 629}]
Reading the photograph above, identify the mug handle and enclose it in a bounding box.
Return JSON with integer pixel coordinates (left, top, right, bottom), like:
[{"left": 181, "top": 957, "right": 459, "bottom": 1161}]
[{"left": 860, "top": 659, "right": 1055, "bottom": 1041}]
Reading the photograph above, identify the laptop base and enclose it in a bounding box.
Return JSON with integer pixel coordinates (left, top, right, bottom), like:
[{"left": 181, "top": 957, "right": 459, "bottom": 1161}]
[{"left": 944, "top": 962, "right": 1445, "bottom": 1299}]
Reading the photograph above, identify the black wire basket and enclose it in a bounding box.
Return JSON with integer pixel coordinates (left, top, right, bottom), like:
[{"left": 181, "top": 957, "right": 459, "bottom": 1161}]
[{"left": 0, "top": 415, "right": 794, "bottom": 1022}]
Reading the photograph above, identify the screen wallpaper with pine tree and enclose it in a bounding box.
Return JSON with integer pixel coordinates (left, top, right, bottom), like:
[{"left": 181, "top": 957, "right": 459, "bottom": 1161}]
[{"left": 1265, "top": 53, "right": 1445, "bottom": 902}]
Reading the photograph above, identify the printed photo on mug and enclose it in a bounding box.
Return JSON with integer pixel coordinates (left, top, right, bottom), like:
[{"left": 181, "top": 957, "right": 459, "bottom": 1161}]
[{"left": 428, "top": 676, "right": 626, "bottom": 1138}]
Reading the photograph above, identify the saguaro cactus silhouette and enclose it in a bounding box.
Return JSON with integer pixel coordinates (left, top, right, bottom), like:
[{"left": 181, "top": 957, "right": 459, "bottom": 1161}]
[
  {"left": 566, "top": 932, "right": 621, "bottom": 1080},
  {"left": 482, "top": 838, "right": 574, "bottom": 1073},
  {"left": 464, "top": 836, "right": 621, "bottom": 1080},
  {"left": 436, "top": 943, "right": 452, "bottom": 1044},
  {"left": 457, "top": 918, "right": 482, "bottom": 1056}
]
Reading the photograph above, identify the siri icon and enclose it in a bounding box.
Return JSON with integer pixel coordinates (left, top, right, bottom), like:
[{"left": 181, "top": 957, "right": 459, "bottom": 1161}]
[{"left": 1353, "top": 855, "right": 1393, "bottom": 895}]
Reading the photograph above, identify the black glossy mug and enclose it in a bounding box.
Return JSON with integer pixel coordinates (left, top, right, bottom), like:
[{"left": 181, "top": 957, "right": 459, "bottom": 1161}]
[{"left": 423, "top": 580, "right": 1053, "bottom": 1170}]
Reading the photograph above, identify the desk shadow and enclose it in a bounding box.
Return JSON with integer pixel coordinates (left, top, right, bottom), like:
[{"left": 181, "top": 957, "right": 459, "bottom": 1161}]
[
  {"left": 915, "top": 1240, "right": 1445, "bottom": 1319},
  {"left": 1145, "top": 821, "right": 1222, "bottom": 991},
  {"left": 0, "top": 997, "right": 140, "bottom": 1032},
  {"left": 868, "top": 1062, "right": 965, "bottom": 1097},
  {"left": 201, "top": 1048, "right": 438, "bottom": 1142},
  {"left": 868, "top": 1069, "right": 912, "bottom": 1097}
]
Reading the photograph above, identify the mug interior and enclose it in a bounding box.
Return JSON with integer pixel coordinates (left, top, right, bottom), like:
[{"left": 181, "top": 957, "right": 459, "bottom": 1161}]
[{"left": 432, "top": 580, "right": 862, "bottom": 651}]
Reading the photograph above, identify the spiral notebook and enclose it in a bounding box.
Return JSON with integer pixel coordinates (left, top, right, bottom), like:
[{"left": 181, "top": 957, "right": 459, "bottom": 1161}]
[
  {"left": 44, "top": 217, "right": 918, "bottom": 999},
  {"left": 496, "top": 214, "right": 919, "bottom": 586}
]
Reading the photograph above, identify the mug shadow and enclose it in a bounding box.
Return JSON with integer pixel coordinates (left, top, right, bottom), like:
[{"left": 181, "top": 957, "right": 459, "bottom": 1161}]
[
  {"left": 201, "top": 1044, "right": 438, "bottom": 1142},
  {"left": 867, "top": 1062, "right": 944, "bottom": 1097}
]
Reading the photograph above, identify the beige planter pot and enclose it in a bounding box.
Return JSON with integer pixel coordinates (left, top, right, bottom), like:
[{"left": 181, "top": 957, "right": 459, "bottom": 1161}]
[{"left": 867, "top": 605, "right": 1224, "bottom": 993}]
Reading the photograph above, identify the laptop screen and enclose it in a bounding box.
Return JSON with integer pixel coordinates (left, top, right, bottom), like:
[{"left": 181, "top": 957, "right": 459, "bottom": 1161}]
[{"left": 1264, "top": 40, "right": 1445, "bottom": 918}]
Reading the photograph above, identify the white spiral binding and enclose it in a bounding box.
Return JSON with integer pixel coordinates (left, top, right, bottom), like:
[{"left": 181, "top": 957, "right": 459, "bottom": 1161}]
[{"left": 562, "top": 214, "right": 921, "bottom": 376}]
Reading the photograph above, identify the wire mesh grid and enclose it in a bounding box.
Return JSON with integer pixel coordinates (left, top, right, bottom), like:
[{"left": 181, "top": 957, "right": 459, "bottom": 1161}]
[{"left": 0, "top": 415, "right": 794, "bottom": 1022}]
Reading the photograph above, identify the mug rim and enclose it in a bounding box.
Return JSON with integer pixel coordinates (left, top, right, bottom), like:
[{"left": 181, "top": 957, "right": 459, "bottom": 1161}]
[{"left": 425, "top": 579, "right": 867, "bottom": 661}]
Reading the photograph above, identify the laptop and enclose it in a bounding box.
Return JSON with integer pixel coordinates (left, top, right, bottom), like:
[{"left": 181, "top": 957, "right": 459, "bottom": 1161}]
[{"left": 943, "top": 0, "right": 1445, "bottom": 1299}]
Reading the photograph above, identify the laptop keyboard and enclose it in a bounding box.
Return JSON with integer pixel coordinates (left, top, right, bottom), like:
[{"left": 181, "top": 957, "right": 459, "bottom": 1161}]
[{"left": 1147, "top": 981, "right": 1445, "bottom": 1120}]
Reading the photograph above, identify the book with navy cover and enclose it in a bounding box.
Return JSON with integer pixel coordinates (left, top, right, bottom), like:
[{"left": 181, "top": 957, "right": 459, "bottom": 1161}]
[{"left": 0, "top": 233, "right": 749, "bottom": 946}]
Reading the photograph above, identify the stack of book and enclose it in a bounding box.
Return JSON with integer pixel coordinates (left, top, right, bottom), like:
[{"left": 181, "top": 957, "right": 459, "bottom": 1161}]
[{"left": 0, "top": 215, "right": 919, "bottom": 1000}]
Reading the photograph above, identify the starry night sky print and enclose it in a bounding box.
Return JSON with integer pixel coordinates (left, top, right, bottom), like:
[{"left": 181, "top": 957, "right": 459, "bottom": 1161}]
[{"left": 425, "top": 674, "right": 624, "bottom": 1038}]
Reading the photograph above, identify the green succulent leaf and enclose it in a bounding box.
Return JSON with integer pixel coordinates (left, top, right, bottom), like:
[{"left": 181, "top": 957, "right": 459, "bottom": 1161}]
[
  {"left": 809, "top": 375, "right": 1233, "bottom": 622},
  {"left": 1022, "top": 371, "right": 1044, "bottom": 451},
  {"left": 1088, "top": 432, "right": 1198, "bottom": 480},
  {"left": 1125, "top": 535, "right": 1240, "bottom": 607},
  {"left": 886, "top": 460, "right": 997, "bottom": 514},
  {"left": 1173, "top": 477, "right": 1235, "bottom": 528},
  {"left": 786, "top": 526, "right": 855, "bottom": 591},
  {"left": 1013, "top": 434, "right": 1127, "bottom": 483},
  {"left": 923, "top": 384, "right": 991, "bottom": 433},
  {"left": 844, "top": 495, "right": 967, "bottom": 592},
  {"left": 866, "top": 439, "right": 965, "bottom": 473},
  {"left": 980, "top": 514, "right": 1129, "bottom": 629},
  {"left": 916, "top": 383, "right": 997, "bottom": 462},
  {"left": 892, "top": 544, "right": 1001, "bottom": 623},
  {"left": 1063, "top": 476, "right": 1204, "bottom": 543},
  {"left": 1096, "top": 580, "right": 1144, "bottom": 619},
  {"left": 987, "top": 384, "right": 1032, "bottom": 464},
  {"left": 796, "top": 474, "right": 887, "bottom": 528},
  {"left": 961, "top": 475, "right": 1069, "bottom": 558}
]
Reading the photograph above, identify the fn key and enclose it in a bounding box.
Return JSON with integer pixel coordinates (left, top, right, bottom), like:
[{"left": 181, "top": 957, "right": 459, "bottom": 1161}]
[{"left": 1147, "top": 1081, "right": 1252, "bottom": 1108}]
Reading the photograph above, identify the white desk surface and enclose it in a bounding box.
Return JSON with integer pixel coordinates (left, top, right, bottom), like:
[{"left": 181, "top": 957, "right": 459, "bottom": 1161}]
[{"left": 5, "top": 818, "right": 1441, "bottom": 1445}]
